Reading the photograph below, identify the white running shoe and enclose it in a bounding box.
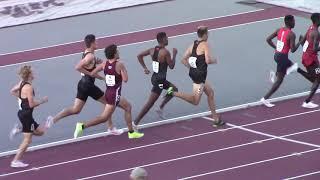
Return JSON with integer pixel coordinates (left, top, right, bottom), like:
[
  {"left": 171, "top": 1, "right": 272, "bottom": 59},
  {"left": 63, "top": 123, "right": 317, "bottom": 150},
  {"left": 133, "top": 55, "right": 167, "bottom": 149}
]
[
  {"left": 260, "top": 98, "right": 275, "bottom": 108},
  {"left": 302, "top": 102, "right": 319, "bottom": 109},
  {"left": 286, "top": 63, "right": 298, "bottom": 75},
  {"left": 11, "top": 160, "right": 29, "bottom": 168},
  {"left": 132, "top": 122, "right": 139, "bottom": 132},
  {"left": 269, "top": 71, "right": 276, "bottom": 84},
  {"left": 155, "top": 107, "right": 165, "bottom": 120},
  {"left": 9, "top": 123, "right": 21, "bottom": 140},
  {"left": 107, "top": 127, "right": 124, "bottom": 136},
  {"left": 45, "top": 116, "right": 54, "bottom": 129}
]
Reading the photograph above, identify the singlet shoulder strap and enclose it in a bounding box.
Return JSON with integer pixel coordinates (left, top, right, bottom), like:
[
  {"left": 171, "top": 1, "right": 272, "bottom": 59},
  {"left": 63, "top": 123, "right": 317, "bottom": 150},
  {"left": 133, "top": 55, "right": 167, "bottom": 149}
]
[
  {"left": 82, "top": 51, "right": 93, "bottom": 58},
  {"left": 82, "top": 51, "right": 97, "bottom": 69},
  {"left": 19, "top": 81, "right": 30, "bottom": 99},
  {"left": 152, "top": 46, "right": 163, "bottom": 62},
  {"left": 192, "top": 40, "right": 205, "bottom": 55}
]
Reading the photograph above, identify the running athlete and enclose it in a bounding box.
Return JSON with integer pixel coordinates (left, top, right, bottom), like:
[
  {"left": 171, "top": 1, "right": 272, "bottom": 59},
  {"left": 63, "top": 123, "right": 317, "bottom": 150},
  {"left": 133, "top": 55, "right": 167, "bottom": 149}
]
[
  {"left": 9, "top": 66, "right": 49, "bottom": 168},
  {"left": 73, "top": 44, "right": 144, "bottom": 139},
  {"left": 167, "top": 26, "right": 225, "bottom": 127},
  {"left": 260, "top": 15, "right": 301, "bottom": 107},
  {"left": 297, "top": 13, "right": 320, "bottom": 108},
  {"left": 47, "top": 34, "right": 122, "bottom": 135},
  {"left": 133, "top": 32, "right": 178, "bottom": 128}
]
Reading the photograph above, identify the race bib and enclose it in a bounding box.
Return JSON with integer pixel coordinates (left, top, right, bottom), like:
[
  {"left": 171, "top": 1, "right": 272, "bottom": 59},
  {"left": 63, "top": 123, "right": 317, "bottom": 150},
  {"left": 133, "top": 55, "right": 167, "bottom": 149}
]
[
  {"left": 188, "top": 57, "right": 197, "bottom": 68},
  {"left": 158, "top": 83, "right": 163, "bottom": 89},
  {"left": 303, "top": 41, "right": 309, "bottom": 52},
  {"left": 105, "top": 75, "right": 115, "bottom": 86},
  {"left": 276, "top": 40, "right": 284, "bottom": 52},
  {"left": 152, "top": 61, "right": 159, "bottom": 73},
  {"left": 18, "top": 98, "right": 22, "bottom": 110}
]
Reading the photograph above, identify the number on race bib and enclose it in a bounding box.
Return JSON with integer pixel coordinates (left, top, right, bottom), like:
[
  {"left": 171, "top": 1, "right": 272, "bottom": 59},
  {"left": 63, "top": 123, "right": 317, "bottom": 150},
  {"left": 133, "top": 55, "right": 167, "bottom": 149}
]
[
  {"left": 105, "top": 75, "right": 116, "bottom": 86},
  {"left": 276, "top": 31, "right": 285, "bottom": 52},
  {"left": 276, "top": 40, "right": 284, "bottom": 52},
  {"left": 152, "top": 61, "right": 159, "bottom": 73},
  {"left": 303, "top": 41, "right": 309, "bottom": 52},
  {"left": 188, "top": 57, "right": 197, "bottom": 68}
]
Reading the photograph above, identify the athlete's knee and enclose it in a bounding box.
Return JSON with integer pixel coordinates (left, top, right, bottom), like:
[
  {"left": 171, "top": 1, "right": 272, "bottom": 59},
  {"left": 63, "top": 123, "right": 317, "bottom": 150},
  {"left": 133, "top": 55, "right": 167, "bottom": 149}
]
[
  {"left": 312, "top": 79, "right": 320, "bottom": 89},
  {"left": 124, "top": 102, "right": 132, "bottom": 112},
  {"left": 34, "top": 130, "right": 44, "bottom": 136},
  {"left": 274, "top": 78, "right": 284, "bottom": 86},
  {"left": 23, "top": 137, "right": 32, "bottom": 145},
  {"left": 193, "top": 96, "right": 201, "bottom": 105},
  {"left": 206, "top": 87, "right": 214, "bottom": 98},
  {"left": 70, "top": 107, "right": 81, "bottom": 115}
]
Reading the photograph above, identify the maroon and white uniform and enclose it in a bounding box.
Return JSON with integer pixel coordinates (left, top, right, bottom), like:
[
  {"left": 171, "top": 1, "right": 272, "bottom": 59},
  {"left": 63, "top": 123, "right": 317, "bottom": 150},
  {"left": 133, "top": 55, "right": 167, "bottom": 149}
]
[{"left": 104, "top": 60, "right": 122, "bottom": 105}]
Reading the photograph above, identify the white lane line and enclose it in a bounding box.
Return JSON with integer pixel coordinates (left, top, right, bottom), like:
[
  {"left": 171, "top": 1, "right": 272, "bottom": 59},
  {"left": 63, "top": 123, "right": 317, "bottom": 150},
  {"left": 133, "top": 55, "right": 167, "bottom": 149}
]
[
  {"left": 0, "top": 16, "right": 282, "bottom": 68},
  {"left": 1, "top": 88, "right": 314, "bottom": 159},
  {"left": 227, "top": 122, "right": 320, "bottom": 148},
  {"left": 208, "top": 116, "right": 320, "bottom": 148},
  {"left": 1, "top": 108, "right": 320, "bottom": 177},
  {"left": 178, "top": 148, "right": 320, "bottom": 180},
  {"left": 77, "top": 127, "right": 320, "bottom": 180},
  {"left": 0, "top": 9, "right": 264, "bottom": 56},
  {"left": 2, "top": 126, "right": 320, "bottom": 178},
  {"left": 283, "top": 170, "right": 320, "bottom": 180}
]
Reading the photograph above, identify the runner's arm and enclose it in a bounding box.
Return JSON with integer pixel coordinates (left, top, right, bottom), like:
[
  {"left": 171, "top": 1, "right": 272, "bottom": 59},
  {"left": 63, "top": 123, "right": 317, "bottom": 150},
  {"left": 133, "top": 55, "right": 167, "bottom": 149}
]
[
  {"left": 181, "top": 46, "right": 192, "bottom": 68},
  {"left": 119, "top": 62, "right": 128, "bottom": 83},
  {"left": 290, "top": 32, "right": 300, "bottom": 53},
  {"left": 266, "top": 29, "right": 279, "bottom": 49},
  {"left": 95, "top": 57, "right": 103, "bottom": 64},
  {"left": 165, "top": 48, "right": 177, "bottom": 69},
  {"left": 75, "top": 54, "right": 94, "bottom": 75},
  {"left": 24, "top": 85, "right": 47, "bottom": 108},
  {"left": 137, "top": 49, "right": 152, "bottom": 74},
  {"left": 76, "top": 54, "right": 103, "bottom": 79},
  {"left": 299, "top": 33, "right": 307, "bottom": 46},
  {"left": 10, "top": 82, "right": 21, "bottom": 97},
  {"left": 204, "top": 42, "right": 217, "bottom": 64},
  {"left": 90, "top": 63, "right": 105, "bottom": 80},
  {"left": 311, "top": 31, "right": 320, "bottom": 52}
]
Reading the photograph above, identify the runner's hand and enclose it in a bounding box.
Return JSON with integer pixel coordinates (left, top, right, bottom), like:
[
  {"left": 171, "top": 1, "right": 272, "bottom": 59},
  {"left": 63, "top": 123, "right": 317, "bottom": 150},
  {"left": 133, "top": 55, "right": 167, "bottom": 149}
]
[
  {"left": 96, "top": 58, "right": 103, "bottom": 64},
  {"left": 41, "top": 96, "right": 49, "bottom": 104},
  {"left": 144, "top": 68, "right": 150, "bottom": 74},
  {"left": 173, "top": 48, "right": 178, "bottom": 56},
  {"left": 299, "top": 35, "right": 305, "bottom": 43},
  {"left": 99, "top": 76, "right": 105, "bottom": 81}
]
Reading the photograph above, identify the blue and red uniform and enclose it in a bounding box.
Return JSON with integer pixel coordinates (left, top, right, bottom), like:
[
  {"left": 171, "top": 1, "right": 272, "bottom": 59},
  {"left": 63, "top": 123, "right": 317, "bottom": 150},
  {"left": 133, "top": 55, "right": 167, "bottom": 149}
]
[
  {"left": 274, "top": 27, "right": 293, "bottom": 73},
  {"left": 302, "top": 25, "right": 320, "bottom": 71}
]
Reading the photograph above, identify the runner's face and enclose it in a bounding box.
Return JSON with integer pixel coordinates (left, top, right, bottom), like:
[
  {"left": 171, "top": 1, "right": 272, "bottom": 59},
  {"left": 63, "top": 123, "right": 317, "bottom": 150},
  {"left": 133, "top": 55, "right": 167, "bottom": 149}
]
[
  {"left": 203, "top": 32, "right": 208, "bottom": 41},
  {"left": 28, "top": 72, "right": 34, "bottom": 81},
  {"left": 92, "top": 41, "right": 97, "bottom": 50},
  {"left": 317, "top": 19, "right": 320, "bottom": 27},
  {"left": 164, "top": 36, "right": 168, "bottom": 46},
  {"left": 291, "top": 18, "right": 295, "bottom": 28}
]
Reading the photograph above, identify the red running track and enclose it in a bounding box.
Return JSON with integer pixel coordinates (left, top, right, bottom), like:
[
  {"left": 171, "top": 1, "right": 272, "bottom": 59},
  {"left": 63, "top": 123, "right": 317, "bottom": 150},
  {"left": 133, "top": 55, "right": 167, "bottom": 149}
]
[
  {"left": 0, "top": 6, "right": 296, "bottom": 67},
  {"left": 1, "top": 95, "right": 320, "bottom": 180}
]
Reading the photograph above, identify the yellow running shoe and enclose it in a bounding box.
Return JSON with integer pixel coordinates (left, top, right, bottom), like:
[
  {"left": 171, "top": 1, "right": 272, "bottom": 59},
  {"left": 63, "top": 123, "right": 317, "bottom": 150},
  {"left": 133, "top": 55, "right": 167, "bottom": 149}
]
[
  {"left": 74, "top": 123, "right": 84, "bottom": 138},
  {"left": 128, "top": 131, "right": 144, "bottom": 139}
]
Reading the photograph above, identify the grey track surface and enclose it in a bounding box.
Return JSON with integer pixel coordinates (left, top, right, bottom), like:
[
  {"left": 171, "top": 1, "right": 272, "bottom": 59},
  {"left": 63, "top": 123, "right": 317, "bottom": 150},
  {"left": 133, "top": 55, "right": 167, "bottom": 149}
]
[
  {"left": 0, "top": 0, "right": 257, "bottom": 54},
  {"left": 0, "top": 0, "right": 313, "bottom": 153}
]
